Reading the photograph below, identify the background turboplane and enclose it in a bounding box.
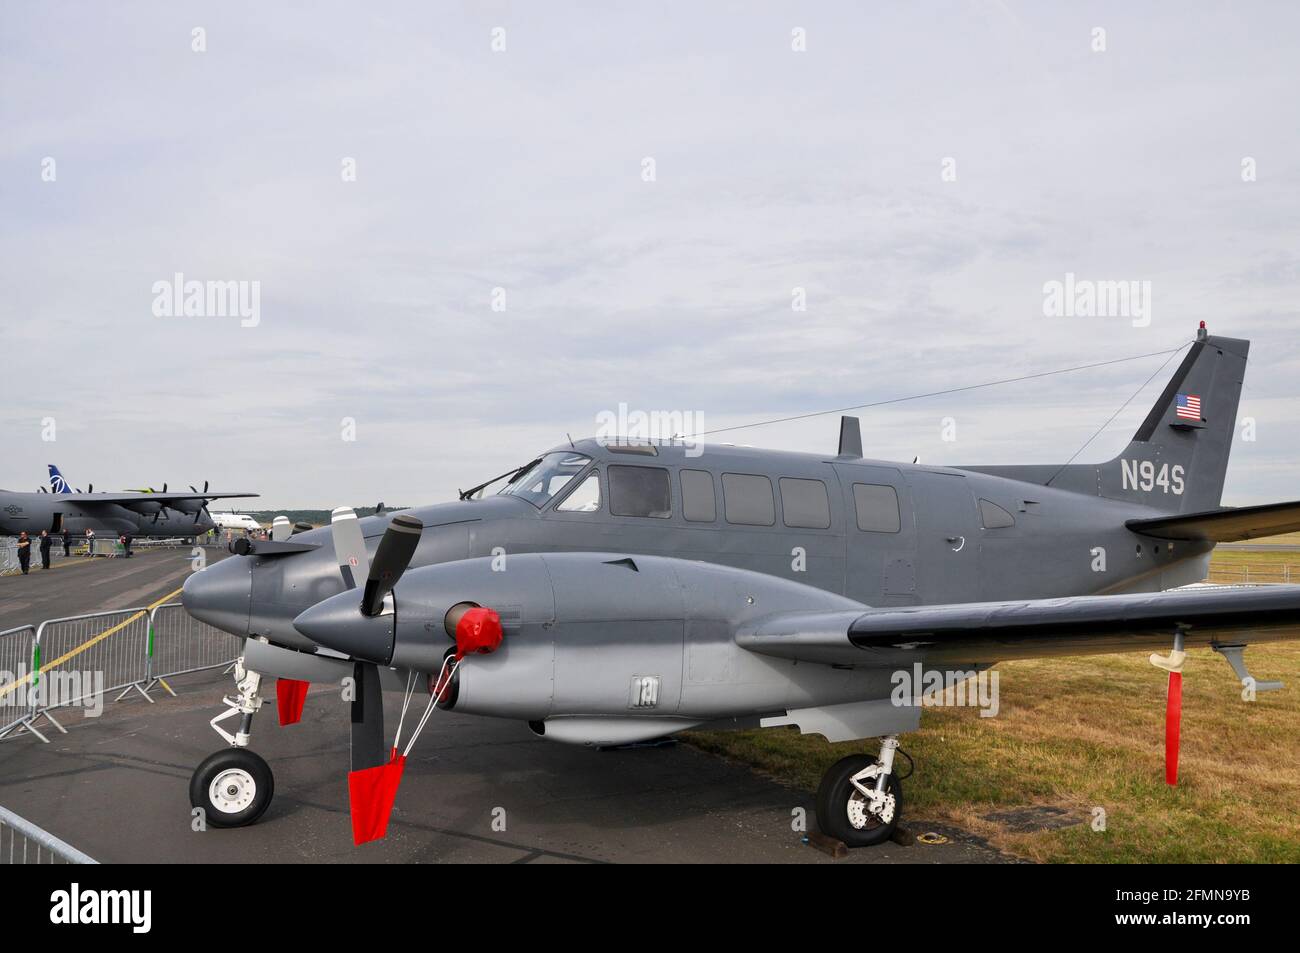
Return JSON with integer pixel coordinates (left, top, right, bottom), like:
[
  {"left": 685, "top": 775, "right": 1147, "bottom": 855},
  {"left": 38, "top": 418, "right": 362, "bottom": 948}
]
[
  {"left": 183, "top": 327, "right": 1300, "bottom": 846},
  {"left": 0, "top": 466, "right": 257, "bottom": 538}
]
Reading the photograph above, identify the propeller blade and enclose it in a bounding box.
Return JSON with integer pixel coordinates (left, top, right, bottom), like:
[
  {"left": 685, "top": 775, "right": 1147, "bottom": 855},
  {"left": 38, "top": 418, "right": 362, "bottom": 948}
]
[
  {"left": 1165, "top": 671, "right": 1182, "bottom": 785},
  {"left": 203, "top": 480, "right": 209, "bottom": 493},
  {"left": 88, "top": 483, "right": 93, "bottom": 493},
  {"left": 361, "top": 514, "right": 423, "bottom": 617},
  {"left": 271, "top": 516, "right": 291, "bottom": 541},
  {"left": 349, "top": 662, "right": 384, "bottom": 770},
  {"left": 331, "top": 506, "right": 368, "bottom": 589},
  {"left": 347, "top": 661, "right": 404, "bottom": 844}
]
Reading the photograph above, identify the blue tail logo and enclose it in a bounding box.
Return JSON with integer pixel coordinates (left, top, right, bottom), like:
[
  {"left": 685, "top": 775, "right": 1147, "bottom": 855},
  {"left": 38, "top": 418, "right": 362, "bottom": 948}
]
[{"left": 47, "top": 464, "right": 77, "bottom": 494}]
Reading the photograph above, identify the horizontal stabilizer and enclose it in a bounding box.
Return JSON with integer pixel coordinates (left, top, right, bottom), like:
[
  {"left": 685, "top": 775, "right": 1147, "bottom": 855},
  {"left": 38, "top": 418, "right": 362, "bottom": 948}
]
[{"left": 1127, "top": 500, "right": 1300, "bottom": 542}]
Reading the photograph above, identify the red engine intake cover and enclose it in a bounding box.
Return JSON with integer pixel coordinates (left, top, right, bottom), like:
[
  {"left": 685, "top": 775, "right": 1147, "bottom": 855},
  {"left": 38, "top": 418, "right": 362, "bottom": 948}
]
[{"left": 455, "top": 606, "right": 503, "bottom": 659}]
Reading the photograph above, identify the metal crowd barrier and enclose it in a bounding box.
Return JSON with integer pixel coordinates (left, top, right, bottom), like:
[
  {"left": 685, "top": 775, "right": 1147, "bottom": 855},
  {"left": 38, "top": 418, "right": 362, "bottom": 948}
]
[
  {"left": 0, "top": 603, "right": 242, "bottom": 744},
  {"left": 0, "top": 804, "right": 98, "bottom": 864},
  {"left": 0, "top": 626, "right": 36, "bottom": 738},
  {"left": 142, "top": 602, "right": 243, "bottom": 697}
]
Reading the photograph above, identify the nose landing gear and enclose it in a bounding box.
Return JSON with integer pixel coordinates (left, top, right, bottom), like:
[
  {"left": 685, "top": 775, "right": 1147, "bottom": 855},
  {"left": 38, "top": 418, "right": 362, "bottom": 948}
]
[
  {"left": 190, "top": 654, "right": 275, "bottom": 827},
  {"left": 814, "top": 735, "right": 903, "bottom": 848}
]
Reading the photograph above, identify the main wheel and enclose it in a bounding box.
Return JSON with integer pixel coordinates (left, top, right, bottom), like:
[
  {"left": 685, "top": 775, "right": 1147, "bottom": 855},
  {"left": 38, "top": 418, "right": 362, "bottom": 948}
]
[
  {"left": 190, "top": 748, "right": 274, "bottom": 828},
  {"left": 815, "top": 753, "right": 902, "bottom": 847}
]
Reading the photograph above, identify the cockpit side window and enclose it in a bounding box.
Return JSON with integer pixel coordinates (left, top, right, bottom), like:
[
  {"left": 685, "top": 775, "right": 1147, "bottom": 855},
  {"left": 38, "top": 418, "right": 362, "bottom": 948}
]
[
  {"left": 498, "top": 452, "right": 593, "bottom": 508},
  {"left": 555, "top": 472, "right": 601, "bottom": 513}
]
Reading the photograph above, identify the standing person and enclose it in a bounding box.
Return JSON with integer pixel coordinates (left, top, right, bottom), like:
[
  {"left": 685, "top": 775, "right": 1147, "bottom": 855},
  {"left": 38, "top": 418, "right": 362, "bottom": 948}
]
[
  {"left": 85, "top": 527, "right": 95, "bottom": 556},
  {"left": 16, "top": 531, "right": 31, "bottom": 574},
  {"left": 61, "top": 527, "right": 71, "bottom": 557},
  {"left": 123, "top": 532, "right": 133, "bottom": 558},
  {"left": 38, "top": 529, "right": 52, "bottom": 570}
]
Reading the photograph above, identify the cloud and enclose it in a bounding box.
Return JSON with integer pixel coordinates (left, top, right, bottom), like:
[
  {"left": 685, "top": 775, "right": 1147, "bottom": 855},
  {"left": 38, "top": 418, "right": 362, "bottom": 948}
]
[{"left": 2, "top": 3, "right": 1298, "bottom": 507}]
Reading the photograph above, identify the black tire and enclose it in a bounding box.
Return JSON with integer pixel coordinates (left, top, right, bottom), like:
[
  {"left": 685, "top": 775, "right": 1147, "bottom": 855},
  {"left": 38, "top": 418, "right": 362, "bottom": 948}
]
[
  {"left": 190, "top": 748, "right": 274, "bottom": 828},
  {"left": 815, "top": 753, "right": 902, "bottom": 847}
]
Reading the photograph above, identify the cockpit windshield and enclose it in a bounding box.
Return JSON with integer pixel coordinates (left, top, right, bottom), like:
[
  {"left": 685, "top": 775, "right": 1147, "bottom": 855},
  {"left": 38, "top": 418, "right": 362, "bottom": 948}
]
[{"left": 497, "top": 452, "right": 593, "bottom": 507}]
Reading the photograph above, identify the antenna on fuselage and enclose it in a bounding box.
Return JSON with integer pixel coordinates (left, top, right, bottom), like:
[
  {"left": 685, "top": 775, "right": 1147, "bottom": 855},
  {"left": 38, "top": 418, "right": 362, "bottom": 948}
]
[{"left": 837, "top": 416, "right": 863, "bottom": 458}]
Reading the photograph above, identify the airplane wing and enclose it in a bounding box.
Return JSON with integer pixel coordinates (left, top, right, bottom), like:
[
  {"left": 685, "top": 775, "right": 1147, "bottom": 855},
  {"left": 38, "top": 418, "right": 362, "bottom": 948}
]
[
  {"left": 1126, "top": 499, "right": 1300, "bottom": 542},
  {"left": 736, "top": 585, "right": 1300, "bottom": 667},
  {"left": 51, "top": 491, "right": 258, "bottom": 505}
]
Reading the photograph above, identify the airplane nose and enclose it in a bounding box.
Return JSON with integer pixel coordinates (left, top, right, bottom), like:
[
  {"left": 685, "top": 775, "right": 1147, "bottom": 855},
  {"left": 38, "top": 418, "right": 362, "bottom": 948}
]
[
  {"left": 293, "top": 592, "right": 394, "bottom": 665},
  {"left": 182, "top": 555, "right": 253, "bottom": 636}
]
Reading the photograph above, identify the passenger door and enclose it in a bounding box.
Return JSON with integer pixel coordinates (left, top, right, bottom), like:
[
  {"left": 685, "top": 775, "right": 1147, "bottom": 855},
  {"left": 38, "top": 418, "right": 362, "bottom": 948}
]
[
  {"left": 835, "top": 464, "right": 918, "bottom": 606},
  {"left": 908, "top": 470, "right": 981, "bottom": 602}
]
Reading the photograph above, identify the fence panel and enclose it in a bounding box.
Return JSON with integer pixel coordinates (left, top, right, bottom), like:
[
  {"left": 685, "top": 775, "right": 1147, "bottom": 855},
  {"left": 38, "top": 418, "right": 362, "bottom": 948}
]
[
  {"left": 33, "top": 609, "right": 151, "bottom": 712},
  {"left": 0, "top": 626, "right": 36, "bottom": 737},
  {"left": 1205, "top": 564, "right": 1296, "bottom": 585},
  {"left": 148, "top": 602, "right": 243, "bottom": 683},
  {"left": 0, "top": 805, "right": 97, "bottom": 864}
]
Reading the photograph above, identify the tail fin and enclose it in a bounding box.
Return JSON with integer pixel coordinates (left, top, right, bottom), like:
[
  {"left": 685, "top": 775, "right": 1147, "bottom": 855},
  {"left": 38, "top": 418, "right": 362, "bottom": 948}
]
[
  {"left": 47, "top": 464, "right": 76, "bottom": 494},
  {"left": 1099, "top": 331, "right": 1248, "bottom": 513}
]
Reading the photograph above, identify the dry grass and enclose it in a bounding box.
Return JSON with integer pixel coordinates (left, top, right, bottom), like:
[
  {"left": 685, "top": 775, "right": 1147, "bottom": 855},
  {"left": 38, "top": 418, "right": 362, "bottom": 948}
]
[{"left": 687, "top": 637, "right": 1300, "bottom": 863}]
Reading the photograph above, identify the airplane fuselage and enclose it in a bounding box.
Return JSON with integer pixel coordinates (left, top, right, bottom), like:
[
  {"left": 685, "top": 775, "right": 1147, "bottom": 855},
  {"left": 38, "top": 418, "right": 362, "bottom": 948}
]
[
  {"left": 0, "top": 491, "right": 215, "bottom": 537},
  {"left": 218, "top": 439, "right": 1211, "bottom": 652}
]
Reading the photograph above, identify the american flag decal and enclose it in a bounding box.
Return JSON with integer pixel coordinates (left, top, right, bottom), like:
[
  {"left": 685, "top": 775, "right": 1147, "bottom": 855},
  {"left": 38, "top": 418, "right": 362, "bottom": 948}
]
[{"left": 1176, "top": 393, "right": 1202, "bottom": 421}]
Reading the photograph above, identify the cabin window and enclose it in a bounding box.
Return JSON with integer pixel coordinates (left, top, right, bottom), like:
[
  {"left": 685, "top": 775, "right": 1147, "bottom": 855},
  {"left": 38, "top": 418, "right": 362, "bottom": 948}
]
[
  {"left": 722, "top": 473, "right": 775, "bottom": 526},
  {"left": 608, "top": 465, "right": 672, "bottom": 518},
  {"left": 680, "top": 469, "right": 716, "bottom": 522},
  {"left": 555, "top": 473, "right": 601, "bottom": 513},
  {"left": 853, "top": 483, "right": 901, "bottom": 533},
  {"left": 979, "top": 499, "right": 1015, "bottom": 529},
  {"left": 779, "top": 478, "right": 830, "bottom": 529}
]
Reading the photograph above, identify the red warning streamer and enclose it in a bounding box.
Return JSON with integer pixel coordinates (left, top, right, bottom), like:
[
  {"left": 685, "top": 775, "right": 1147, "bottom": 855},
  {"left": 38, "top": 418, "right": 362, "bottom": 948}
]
[
  {"left": 349, "top": 753, "right": 407, "bottom": 845},
  {"left": 1165, "top": 671, "right": 1182, "bottom": 786},
  {"left": 276, "top": 678, "right": 310, "bottom": 726}
]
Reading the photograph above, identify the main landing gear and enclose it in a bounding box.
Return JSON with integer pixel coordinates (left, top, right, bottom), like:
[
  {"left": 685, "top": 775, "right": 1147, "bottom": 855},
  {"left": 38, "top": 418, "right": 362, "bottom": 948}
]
[
  {"left": 190, "top": 657, "right": 275, "bottom": 827},
  {"left": 814, "top": 735, "right": 903, "bottom": 847}
]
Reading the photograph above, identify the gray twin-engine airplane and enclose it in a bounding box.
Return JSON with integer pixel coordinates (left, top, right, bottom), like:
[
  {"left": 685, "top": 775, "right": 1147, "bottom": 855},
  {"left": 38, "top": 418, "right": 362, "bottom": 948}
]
[
  {"left": 0, "top": 466, "right": 257, "bottom": 539},
  {"left": 183, "top": 325, "right": 1300, "bottom": 847}
]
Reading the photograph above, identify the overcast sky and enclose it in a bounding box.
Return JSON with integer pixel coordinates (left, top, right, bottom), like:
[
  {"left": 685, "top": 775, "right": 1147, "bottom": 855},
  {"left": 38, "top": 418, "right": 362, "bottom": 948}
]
[{"left": 2, "top": 2, "right": 1297, "bottom": 508}]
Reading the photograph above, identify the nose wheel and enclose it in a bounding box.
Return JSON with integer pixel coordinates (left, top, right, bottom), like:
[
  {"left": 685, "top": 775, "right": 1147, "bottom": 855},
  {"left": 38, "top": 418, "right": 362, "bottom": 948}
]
[
  {"left": 190, "top": 748, "right": 275, "bottom": 827},
  {"left": 814, "top": 737, "right": 904, "bottom": 848},
  {"left": 191, "top": 653, "right": 276, "bottom": 828}
]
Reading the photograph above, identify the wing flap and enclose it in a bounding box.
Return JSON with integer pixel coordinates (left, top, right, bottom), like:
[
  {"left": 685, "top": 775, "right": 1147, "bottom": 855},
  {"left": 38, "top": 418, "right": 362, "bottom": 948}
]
[{"left": 1127, "top": 500, "right": 1300, "bottom": 542}]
